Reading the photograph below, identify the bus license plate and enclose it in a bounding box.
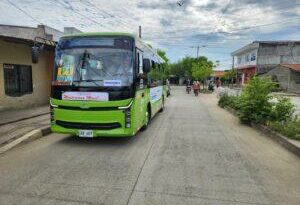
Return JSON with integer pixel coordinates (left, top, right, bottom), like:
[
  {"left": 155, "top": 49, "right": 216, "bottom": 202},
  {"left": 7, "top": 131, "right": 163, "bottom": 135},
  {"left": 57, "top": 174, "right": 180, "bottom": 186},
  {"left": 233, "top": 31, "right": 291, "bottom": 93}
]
[{"left": 78, "top": 130, "right": 93, "bottom": 138}]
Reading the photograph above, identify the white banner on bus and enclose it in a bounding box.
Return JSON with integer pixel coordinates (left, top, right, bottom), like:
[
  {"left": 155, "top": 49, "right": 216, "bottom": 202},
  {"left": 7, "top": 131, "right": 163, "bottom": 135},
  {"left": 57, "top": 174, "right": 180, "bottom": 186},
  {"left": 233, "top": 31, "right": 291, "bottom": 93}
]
[
  {"left": 150, "top": 86, "right": 162, "bottom": 103},
  {"left": 62, "top": 92, "right": 109, "bottom": 101}
]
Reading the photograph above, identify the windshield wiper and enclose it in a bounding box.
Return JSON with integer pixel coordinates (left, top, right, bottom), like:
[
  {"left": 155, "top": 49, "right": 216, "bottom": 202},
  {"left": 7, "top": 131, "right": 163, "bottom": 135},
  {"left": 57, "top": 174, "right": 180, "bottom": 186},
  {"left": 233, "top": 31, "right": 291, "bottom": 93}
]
[{"left": 73, "top": 79, "right": 103, "bottom": 82}]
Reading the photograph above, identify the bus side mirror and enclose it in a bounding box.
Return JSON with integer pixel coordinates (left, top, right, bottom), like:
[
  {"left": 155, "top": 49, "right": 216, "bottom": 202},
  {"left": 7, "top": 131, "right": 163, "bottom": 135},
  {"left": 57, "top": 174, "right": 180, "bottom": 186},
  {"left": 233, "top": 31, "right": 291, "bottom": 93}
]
[
  {"left": 31, "top": 45, "right": 43, "bottom": 64},
  {"left": 143, "top": 58, "right": 151, "bottom": 73}
]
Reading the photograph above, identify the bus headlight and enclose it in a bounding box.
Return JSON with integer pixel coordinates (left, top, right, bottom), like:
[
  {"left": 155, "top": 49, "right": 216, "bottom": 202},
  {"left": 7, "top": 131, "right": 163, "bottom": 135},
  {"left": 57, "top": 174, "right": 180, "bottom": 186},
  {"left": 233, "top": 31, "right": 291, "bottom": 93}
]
[
  {"left": 49, "top": 100, "right": 57, "bottom": 123},
  {"left": 124, "top": 108, "right": 131, "bottom": 128},
  {"left": 50, "top": 105, "right": 55, "bottom": 122}
]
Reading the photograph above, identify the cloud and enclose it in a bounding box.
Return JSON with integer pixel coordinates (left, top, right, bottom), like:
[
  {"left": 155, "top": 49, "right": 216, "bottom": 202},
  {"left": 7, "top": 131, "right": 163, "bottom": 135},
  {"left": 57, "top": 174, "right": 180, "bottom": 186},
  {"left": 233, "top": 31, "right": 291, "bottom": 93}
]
[{"left": 0, "top": 0, "right": 299, "bottom": 69}]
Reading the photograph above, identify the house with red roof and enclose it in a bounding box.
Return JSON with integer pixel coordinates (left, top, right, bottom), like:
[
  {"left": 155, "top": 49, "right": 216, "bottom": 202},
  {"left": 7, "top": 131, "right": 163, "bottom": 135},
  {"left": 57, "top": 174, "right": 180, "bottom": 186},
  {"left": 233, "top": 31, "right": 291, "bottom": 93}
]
[{"left": 231, "top": 41, "right": 300, "bottom": 91}]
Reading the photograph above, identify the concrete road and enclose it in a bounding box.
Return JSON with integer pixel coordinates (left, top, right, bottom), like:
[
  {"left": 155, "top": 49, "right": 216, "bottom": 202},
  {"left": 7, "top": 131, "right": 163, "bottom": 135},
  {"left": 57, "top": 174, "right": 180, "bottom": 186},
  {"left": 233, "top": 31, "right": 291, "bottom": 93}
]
[{"left": 0, "top": 87, "right": 299, "bottom": 205}]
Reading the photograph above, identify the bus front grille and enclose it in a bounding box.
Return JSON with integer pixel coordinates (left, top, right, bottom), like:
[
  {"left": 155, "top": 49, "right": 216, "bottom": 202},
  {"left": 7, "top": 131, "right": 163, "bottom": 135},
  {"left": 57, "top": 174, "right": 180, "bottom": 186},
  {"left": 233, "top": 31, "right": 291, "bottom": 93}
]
[{"left": 56, "top": 120, "right": 121, "bottom": 130}]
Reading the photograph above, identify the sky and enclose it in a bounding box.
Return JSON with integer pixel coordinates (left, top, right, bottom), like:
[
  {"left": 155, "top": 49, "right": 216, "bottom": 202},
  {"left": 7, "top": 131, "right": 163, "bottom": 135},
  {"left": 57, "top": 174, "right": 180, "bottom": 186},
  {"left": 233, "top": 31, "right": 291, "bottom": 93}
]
[{"left": 0, "top": 0, "right": 300, "bottom": 70}]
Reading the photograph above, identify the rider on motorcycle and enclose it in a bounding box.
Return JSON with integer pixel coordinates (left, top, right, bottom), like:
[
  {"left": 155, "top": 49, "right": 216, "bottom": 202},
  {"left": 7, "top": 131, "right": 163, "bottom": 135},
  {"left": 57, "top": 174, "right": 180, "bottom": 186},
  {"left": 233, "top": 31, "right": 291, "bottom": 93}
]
[{"left": 186, "top": 79, "right": 192, "bottom": 94}]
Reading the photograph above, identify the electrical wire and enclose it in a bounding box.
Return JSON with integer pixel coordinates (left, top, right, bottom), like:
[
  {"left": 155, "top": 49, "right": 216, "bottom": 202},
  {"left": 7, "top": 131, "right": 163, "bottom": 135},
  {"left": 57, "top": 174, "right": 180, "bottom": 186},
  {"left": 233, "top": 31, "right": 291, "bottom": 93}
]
[
  {"left": 5, "top": 0, "right": 42, "bottom": 24},
  {"left": 50, "top": 0, "right": 113, "bottom": 31},
  {"left": 84, "top": 0, "right": 136, "bottom": 30}
]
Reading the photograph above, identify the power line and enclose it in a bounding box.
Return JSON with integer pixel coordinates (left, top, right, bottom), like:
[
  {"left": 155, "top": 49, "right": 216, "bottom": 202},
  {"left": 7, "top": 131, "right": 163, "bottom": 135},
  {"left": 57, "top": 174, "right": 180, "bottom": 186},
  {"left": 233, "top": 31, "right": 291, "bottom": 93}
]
[
  {"left": 5, "top": 0, "right": 42, "bottom": 24},
  {"left": 50, "top": 0, "right": 113, "bottom": 31},
  {"left": 84, "top": 0, "right": 136, "bottom": 30},
  {"left": 229, "top": 16, "right": 300, "bottom": 32}
]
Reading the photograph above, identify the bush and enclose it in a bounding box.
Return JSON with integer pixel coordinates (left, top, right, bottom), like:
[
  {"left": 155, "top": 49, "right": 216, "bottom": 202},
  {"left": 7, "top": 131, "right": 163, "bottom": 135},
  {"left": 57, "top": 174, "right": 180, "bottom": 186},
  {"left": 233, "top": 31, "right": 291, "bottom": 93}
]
[
  {"left": 235, "top": 76, "right": 275, "bottom": 124},
  {"left": 269, "top": 119, "right": 300, "bottom": 140},
  {"left": 270, "top": 97, "right": 295, "bottom": 122},
  {"left": 218, "top": 92, "right": 238, "bottom": 109},
  {"left": 218, "top": 76, "right": 299, "bottom": 140}
]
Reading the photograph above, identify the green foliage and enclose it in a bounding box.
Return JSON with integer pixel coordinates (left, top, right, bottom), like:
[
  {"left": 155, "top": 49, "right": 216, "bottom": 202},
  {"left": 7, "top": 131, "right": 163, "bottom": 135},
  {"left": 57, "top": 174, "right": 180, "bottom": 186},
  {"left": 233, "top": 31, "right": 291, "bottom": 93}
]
[
  {"left": 270, "top": 97, "right": 295, "bottom": 122},
  {"left": 224, "top": 69, "right": 237, "bottom": 79},
  {"left": 148, "top": 67, "right": 161, "bottom": 81},
  {"left": 218, "top": 93, "right": 238, "bottom": 109},
  {"left": 157, "top": 49, "right": 169, "bottom": 64},
  {"left": 169, "top": 56, "right": 193, "bottom": 77},
  {"left": 169, "top": 56, "right": 214, "bottom": 78},
  {"left": 155, "top": 49, "right": 170, "bottom": 82},
  {"left": 235, "top": 76, "right": 276, "bottom": 123},
  {"left": 217, "top": 76, "right": 299, "bottom": 140},
  {"left": 269, "top": 119, "right": 300, "bottom": 140},
  {"left": 220, "top": 76, "right": 226, "bottom": 83},
  {"left": 191, "top": 60, "right": 213, "bottom": 81}
]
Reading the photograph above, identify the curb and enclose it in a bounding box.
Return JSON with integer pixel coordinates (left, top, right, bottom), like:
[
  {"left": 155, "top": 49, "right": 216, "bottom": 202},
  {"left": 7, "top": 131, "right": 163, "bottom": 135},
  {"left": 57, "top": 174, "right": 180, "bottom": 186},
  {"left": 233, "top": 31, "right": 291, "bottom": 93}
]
[
  {"left": 223, "top": 106, "right": 300, "bottom": 157},
  {"left": 0, "top": 112, "right": 50, "bottom": 126},
  {"left": 0, "top": 126, "right": 51, "bottom": 154},
  {"left": 251, "top": 123, "right": 300, "bottom": 157}
]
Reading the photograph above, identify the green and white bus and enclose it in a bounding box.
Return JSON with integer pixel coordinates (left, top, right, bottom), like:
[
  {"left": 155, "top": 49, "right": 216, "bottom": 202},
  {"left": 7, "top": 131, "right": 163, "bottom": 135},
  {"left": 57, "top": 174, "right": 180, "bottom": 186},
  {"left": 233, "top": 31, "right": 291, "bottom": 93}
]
[{"left": 50, "top": 32, "right": 167, "bottom": 137}]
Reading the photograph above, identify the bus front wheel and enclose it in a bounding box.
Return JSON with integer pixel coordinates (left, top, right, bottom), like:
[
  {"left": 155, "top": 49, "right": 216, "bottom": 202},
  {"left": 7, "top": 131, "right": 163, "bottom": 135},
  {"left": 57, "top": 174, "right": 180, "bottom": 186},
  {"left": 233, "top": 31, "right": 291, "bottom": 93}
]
[{"left": 141, "top": 106, "right": 151, "bottom": 131}]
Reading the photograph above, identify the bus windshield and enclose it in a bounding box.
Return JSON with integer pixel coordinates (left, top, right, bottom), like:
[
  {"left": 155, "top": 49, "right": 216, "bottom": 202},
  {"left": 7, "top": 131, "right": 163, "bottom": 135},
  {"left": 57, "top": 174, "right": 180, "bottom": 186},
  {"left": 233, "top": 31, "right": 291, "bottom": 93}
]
[{"left": 53, "top": 37, "right": 134, "bottom": 87}]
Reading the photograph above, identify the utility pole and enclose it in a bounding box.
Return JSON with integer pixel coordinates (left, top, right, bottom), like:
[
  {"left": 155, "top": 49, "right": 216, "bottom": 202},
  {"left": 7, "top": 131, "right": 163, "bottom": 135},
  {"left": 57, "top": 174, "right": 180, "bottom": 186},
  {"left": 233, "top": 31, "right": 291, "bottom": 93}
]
[
  {"left": 190, "top": 45, "right": 206, "bottom": 58},
  {"left": 139, "top": 26, "right": 142, "bottom": 38}
]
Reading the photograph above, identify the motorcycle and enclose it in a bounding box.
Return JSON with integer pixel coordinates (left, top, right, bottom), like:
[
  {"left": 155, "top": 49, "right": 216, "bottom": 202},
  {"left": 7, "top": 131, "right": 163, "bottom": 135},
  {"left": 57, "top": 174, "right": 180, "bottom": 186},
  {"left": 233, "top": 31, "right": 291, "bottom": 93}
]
[
  {"left": 208, "top": 83, "right": 214, "bottom": 92},
  {"left": 186, "top": 86, "right": 191, "bottom": 94}
]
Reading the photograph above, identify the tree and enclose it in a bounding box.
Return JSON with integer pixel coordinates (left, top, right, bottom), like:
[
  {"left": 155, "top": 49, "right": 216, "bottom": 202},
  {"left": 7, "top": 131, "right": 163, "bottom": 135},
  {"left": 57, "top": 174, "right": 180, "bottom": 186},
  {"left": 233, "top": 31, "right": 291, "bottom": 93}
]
[
  {"left": 157, "top": 49, "right": 170, "bottom": 80},
  {"left": 157, "top": 49, "right": 169, "bottom": 64},
  {"left": 191, "top": 57, "right": 213, "bottom": 88}
]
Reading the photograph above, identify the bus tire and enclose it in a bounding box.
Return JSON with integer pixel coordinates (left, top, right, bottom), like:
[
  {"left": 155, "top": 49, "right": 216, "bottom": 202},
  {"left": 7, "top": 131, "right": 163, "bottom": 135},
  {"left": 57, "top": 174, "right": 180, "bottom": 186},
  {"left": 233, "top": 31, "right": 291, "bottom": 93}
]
[
  {"left": 159, "top": 96, "right": 164, "bottom": 112},
  {"left": 141, "top": 105, "right": 151, "bottom": 131}
]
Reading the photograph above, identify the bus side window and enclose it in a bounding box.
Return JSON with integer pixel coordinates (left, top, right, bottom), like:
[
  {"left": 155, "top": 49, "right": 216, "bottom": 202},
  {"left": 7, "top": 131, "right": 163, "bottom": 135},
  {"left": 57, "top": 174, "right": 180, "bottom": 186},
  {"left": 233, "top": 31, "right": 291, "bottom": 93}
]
[
  {"left": 148, "top": 60, "right": 160, "bottom": 87},
  {"left": 138, "top": 52, "right": 143, "bottom": 74}
]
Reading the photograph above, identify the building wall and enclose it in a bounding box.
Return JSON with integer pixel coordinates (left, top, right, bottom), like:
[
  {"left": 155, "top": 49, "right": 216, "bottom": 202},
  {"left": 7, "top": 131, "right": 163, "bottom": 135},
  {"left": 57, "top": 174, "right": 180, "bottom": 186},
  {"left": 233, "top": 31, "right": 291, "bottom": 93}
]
[
  {"left": 257, "top": 43, "right": 300, "bottom": 73},
  {"left": 0, "top": 39, "right": 53, "bottom": 111},
  {"left": 233, "top": 48, "right": 258, "bottom": 68},
  {"left": 264, "top": 67, "right": 300, "bottom": 93},
  {"left": 265, "top": 66, "right": 290, "bottom": 90},
  {"left": 290, "top": 70, "right": 300, "bottom": 93}
]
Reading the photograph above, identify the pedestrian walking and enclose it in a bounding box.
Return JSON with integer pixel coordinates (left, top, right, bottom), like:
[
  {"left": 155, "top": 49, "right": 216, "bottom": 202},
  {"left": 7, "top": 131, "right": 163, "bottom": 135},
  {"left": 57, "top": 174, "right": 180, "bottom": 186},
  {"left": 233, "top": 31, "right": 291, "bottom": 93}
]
[{"left": 192, "top": 81, "right": 200, "bottom": 96}]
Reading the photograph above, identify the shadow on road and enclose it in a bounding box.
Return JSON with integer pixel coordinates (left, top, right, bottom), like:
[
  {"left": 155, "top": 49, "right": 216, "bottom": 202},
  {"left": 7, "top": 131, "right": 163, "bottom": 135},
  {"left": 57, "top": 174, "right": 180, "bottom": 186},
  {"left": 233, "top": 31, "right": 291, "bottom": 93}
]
[{"left": 55, "top": 130, "right": 147, "bottom": 149}]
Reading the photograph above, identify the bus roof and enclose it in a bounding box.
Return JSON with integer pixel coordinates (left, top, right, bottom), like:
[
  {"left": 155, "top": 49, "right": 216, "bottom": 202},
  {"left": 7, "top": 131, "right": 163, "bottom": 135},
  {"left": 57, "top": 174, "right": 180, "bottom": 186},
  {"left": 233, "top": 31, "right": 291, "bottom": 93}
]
[
  {"left": 61, "top": 32, "right": 165, "bottom": 63},
  {"left": 62, "top": 32, "right": 136, "bottom": 39}
]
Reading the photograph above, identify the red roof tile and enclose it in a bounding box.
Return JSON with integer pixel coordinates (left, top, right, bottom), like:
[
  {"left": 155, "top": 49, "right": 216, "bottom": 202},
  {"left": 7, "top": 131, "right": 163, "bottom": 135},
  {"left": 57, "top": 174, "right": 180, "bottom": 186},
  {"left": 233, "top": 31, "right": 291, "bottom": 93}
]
[{"left": 281, "top": 64, "right": 300, "bottom": 72}]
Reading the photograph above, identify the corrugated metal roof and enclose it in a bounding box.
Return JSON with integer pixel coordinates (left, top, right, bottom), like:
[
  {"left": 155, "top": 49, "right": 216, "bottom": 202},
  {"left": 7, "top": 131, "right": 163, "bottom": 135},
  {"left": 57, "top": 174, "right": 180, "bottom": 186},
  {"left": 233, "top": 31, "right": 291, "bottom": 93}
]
[{"left": 281, "top": 64, "right": 300, "bottom": 72}]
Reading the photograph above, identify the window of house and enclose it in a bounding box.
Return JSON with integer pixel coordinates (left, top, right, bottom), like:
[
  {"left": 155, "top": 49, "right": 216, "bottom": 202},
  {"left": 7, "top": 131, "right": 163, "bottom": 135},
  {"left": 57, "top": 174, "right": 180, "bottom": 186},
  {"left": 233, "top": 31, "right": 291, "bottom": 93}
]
[
  {"left": 3, "top": 64, "right": 33, "bottom": 97},
  {"left": 251, "top": 53, "right": 256, "bottom": 61}
]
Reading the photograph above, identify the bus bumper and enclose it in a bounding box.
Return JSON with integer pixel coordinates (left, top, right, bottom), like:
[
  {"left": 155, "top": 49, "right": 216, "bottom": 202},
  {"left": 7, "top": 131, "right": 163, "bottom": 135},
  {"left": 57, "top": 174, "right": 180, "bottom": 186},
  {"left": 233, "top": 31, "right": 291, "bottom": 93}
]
[
  {"left": 50, "top": 106, "right": 137, "bottom": 137},
  {"left": 51, "top": 124, "right": 136, "bottom": 137}
]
